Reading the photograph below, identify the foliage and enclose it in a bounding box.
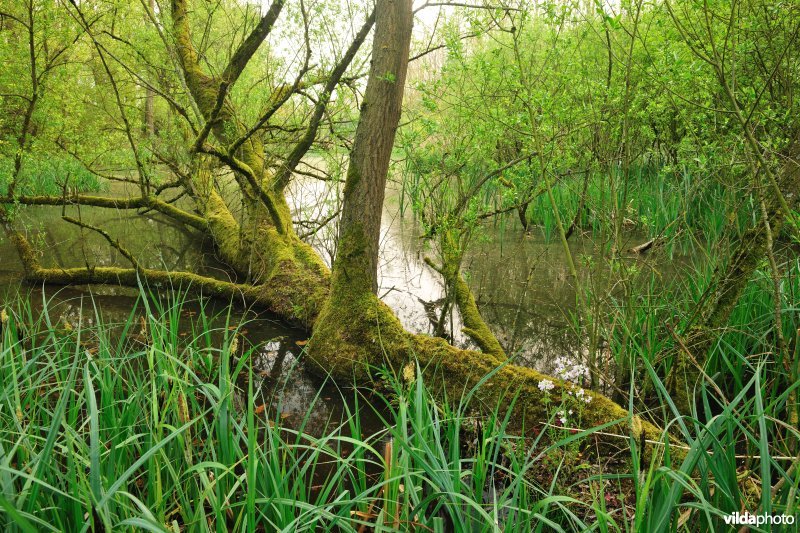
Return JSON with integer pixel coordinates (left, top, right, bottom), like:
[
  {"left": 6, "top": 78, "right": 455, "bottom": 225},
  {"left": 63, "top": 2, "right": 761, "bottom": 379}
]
[
  {"left": 1, "top": 290, "right": 797, "bottom": 531},
  {"left": 0, "top": 0, "right": 798, "bottom": 530}
]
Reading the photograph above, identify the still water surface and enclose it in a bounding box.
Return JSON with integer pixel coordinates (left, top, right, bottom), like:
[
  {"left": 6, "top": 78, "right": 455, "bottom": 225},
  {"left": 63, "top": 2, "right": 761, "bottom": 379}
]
[{"left": 0, "top": 180, "right": 674, "bottom": 432}]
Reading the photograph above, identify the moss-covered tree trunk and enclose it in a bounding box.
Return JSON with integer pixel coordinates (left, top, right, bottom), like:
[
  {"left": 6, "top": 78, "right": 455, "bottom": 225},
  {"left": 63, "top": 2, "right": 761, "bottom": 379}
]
[
  {"left": 169, "top": 0, "right": 331, "bottom": 324},
  {"left": 2, "top": 0, "right": 676, "bottom": 463},
  {"left": 424, "top": 229, "right": 506, "bottom": 358},
  {"left": 670, "top": 140, "right": 800, "bottom": 412},
  {"left": 308, "top": 0, "right": 415, "bottom": 376}
]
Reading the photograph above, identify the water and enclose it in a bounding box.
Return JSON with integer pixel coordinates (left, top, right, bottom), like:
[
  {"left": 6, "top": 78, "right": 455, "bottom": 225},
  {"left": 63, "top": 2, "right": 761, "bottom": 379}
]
[
  {"left": 0, "top": 178, "right": 674, "bottom": 432},
  {"left": 289, "top": 172, "right": 629, "bottom": 372}
]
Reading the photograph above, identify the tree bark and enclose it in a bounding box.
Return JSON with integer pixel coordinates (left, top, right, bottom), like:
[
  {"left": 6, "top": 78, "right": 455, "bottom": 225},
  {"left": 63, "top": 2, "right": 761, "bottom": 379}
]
[
  {"left": 333, "top": 0, "right": 412, "bottom": 296},
  {"left": 669, "top": 140, "right": 800, "bottom": 412},
  {"left": 305, "top": 0, "right": 670, "bottom": 462},
  {"left": 307, "top": 0, "right": 415, "bottom": 375}
]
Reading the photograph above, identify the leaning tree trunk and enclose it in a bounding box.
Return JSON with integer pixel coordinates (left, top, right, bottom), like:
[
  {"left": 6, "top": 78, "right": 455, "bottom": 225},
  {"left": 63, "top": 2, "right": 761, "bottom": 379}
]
[
  {"left": 423, "top": 229, "right": 506, "bottom": 358},
  {"left": 306, "top": 0, "right": 670, "bottom": 462},
  {"left": 169, "top": 0, "right": 332, "bottom": 324},
  {"left": 669, "top": 140, "right": 800, "bottom": 413}
]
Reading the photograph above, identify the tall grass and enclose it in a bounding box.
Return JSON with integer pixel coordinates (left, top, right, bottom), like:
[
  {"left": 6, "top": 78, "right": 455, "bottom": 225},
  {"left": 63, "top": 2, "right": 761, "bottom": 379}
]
[
  {"left": 524, "top": 166, "right": 740, "bottom": 252},
  {"left": 0, "top": 290, "right": 591, "bottom": 531},
  {"left": 586, "top": 258, "right": 800, "bottom": 530},
  {"left": 0, "top": 155, "right": 103, "bottom": 196},
  {"left": 400, "top": 157, "right": 746, "bottom": 255},
  {"left": 1, "top": 288, "right": 798, "bottom": 531}
]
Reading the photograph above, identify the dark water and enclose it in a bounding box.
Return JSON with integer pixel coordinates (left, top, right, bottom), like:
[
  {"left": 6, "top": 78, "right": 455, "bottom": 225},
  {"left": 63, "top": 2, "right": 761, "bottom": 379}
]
[{"left": 0, "top": 178, "right": 679, "bottom": 433}]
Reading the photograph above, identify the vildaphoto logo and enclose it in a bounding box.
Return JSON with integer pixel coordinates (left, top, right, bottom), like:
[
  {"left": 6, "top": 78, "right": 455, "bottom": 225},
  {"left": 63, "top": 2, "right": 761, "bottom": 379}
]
[{"left": 723, "top": 511, "right": 796, "bottom": 526}]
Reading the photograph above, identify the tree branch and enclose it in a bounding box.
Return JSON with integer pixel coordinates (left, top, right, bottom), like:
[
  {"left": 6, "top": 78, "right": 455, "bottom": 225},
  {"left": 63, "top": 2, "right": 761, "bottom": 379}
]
[
  {"left": 1, "top": 194, "right": 208, "bottom": 231},
  {"left": 221, "top": 0, "right": 285, "bottom": 86},
  {"left": 272, "top": 9, "right": 376, "bottom": 191}
]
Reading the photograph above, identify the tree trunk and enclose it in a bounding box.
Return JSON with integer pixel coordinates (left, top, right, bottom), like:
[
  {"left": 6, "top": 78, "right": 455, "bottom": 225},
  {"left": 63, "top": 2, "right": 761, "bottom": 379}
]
[
  {"left": 305, "top": 0, "right": 670, "bottom": 463},
  {"left": 169, "top": 0, "right": 331, "bottom": 324},
  {"left": 331, "top": 2, "right": 412, "bottom": 296},
  {"left": 424, "top": 230, "right": 506, "bottom": 357},
  {"left": 669, "top": 140, "right": 800, "bottom": 412},
  {"left": 308, "top": 0, "right": 415, "bottom": 375}
]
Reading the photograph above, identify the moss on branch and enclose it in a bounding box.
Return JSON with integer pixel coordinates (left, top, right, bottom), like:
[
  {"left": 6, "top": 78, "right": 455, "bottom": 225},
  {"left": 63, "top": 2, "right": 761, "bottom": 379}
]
[
  {"left": 307, "top": 281, "right": 673, "bottom": 463},
  {"left": 2, "top": 193, "right": 208, "bottom": 230}
]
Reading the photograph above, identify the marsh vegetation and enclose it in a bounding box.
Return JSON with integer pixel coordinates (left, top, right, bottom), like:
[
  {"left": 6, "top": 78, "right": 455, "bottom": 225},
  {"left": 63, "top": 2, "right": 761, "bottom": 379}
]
[{"left": 0, "top": 0, "right": 798, "bottom": 530}]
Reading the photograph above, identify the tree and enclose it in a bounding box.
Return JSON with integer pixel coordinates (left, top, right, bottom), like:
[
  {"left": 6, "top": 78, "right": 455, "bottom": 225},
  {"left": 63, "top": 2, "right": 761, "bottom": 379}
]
[
  {"left": 0, "top": 0, "right": 670, "bottom": 460},
  {"left": 665, "top": 0, "right": 800, "bottom": 414}
]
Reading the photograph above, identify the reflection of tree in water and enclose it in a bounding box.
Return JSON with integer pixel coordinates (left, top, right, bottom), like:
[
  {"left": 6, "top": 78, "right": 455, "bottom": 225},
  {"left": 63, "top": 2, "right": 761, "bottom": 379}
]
[
  {"left": 8, "top": 201, "right": 205, "bottom": 273},
  {"left": 250, "top": 340, "right": 384, "bottom": 439},
  {"left": 465, "top": 232, "right": 588, "bottom": 368}
]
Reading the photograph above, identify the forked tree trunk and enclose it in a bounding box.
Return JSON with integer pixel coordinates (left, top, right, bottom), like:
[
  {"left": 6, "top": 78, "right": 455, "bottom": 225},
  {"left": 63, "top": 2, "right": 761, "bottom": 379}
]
[{"left": 306, "top": 0, "right": 671, "bottom": 462}]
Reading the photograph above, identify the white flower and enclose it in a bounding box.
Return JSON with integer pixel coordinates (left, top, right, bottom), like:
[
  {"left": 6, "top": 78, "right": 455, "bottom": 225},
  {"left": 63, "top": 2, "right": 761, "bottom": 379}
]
[
  {"left": 538, "top": 379, "right": 555, "bottom": 392},
  {"left": 556, "top": 410, "right": 568, "bottom": 426},
  {"left": 553, "top": 356, "right": 590, "bottom": 384},
  {"left": 569, "top": 387, "right": 592, "bottom": 404}
]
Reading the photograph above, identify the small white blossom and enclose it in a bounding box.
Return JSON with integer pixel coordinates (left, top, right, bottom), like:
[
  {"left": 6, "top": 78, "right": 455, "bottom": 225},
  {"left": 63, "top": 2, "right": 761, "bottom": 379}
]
[
  {"left": 556, "top": 410, "right": 568, "bottom": 426},
  {"left": 553, "top": 356, "right": 590, "bottom": 384},
  {"left": 570, "top": 387, "right": 593, "bottom": 404},
  {"left": 538, "top": 379, "right": 555, "bottom": 392}
]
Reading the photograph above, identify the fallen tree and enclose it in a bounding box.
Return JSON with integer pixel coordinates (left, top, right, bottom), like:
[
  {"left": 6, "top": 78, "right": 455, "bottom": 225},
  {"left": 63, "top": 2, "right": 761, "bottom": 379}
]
[
  {"left": 0, "top": 0, "right": 677, "bottom": 462},
  {"left": 300, "top": 0, "right": 672, "bottom": 460}
]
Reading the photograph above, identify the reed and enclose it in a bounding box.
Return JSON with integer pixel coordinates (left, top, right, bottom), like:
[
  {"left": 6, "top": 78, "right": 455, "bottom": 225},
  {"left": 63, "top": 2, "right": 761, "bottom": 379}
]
[{"left": 0, "top": 287, "right": 797, "bottom": 532}]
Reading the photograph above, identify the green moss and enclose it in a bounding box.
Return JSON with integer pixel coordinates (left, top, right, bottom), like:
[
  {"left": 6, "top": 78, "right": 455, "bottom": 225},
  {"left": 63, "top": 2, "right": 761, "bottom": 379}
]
[
  {"left": 305, "top": 227, "right": 674, "bottom": 463},
  {"left": 409, "top": 334, "right": 677, "bottom": 463},
  {"left": 436, "top": 230, "right": 505, "bottom": 357},
  {"left": 204, "top": 190, "right": 246, "bottom": 270},
  {"left": 453, "top": 272, "right": 505, "bottom": 357},
  {"left": 307, "top": 278, "right": 410, "bottom": 380}
]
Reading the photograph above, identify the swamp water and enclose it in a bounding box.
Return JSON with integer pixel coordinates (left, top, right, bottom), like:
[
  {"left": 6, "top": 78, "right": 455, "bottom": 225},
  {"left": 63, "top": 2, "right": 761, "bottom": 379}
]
[{"left": 0, "top": 180, "right": 682, "bottom": 434}]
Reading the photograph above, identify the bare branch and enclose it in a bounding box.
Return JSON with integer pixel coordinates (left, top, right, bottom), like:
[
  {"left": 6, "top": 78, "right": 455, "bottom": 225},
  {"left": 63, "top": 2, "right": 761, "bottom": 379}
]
[
  {"left": 221, "top": 0, "right": 285, "bottom": 86},
  {"left": 298, "top": 208, "right": 341, "bottom": 240},
  {"left": 67, "top": 0, "right": 152, "bottom": 195},
  {"left": 61, "top": 215, "right": 142, "bottom": 270},
  {"left": 272, "top": 9, "right": 376, "bottom": 191},
  {"left": 413, "top": 2, "right": 520, "bottom": 14}
]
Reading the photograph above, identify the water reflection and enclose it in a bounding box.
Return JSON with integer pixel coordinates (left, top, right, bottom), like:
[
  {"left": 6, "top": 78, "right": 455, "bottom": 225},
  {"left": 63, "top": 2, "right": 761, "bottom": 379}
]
[{"left": 0, "top": 175, "right": 681, "bottom": 428}]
